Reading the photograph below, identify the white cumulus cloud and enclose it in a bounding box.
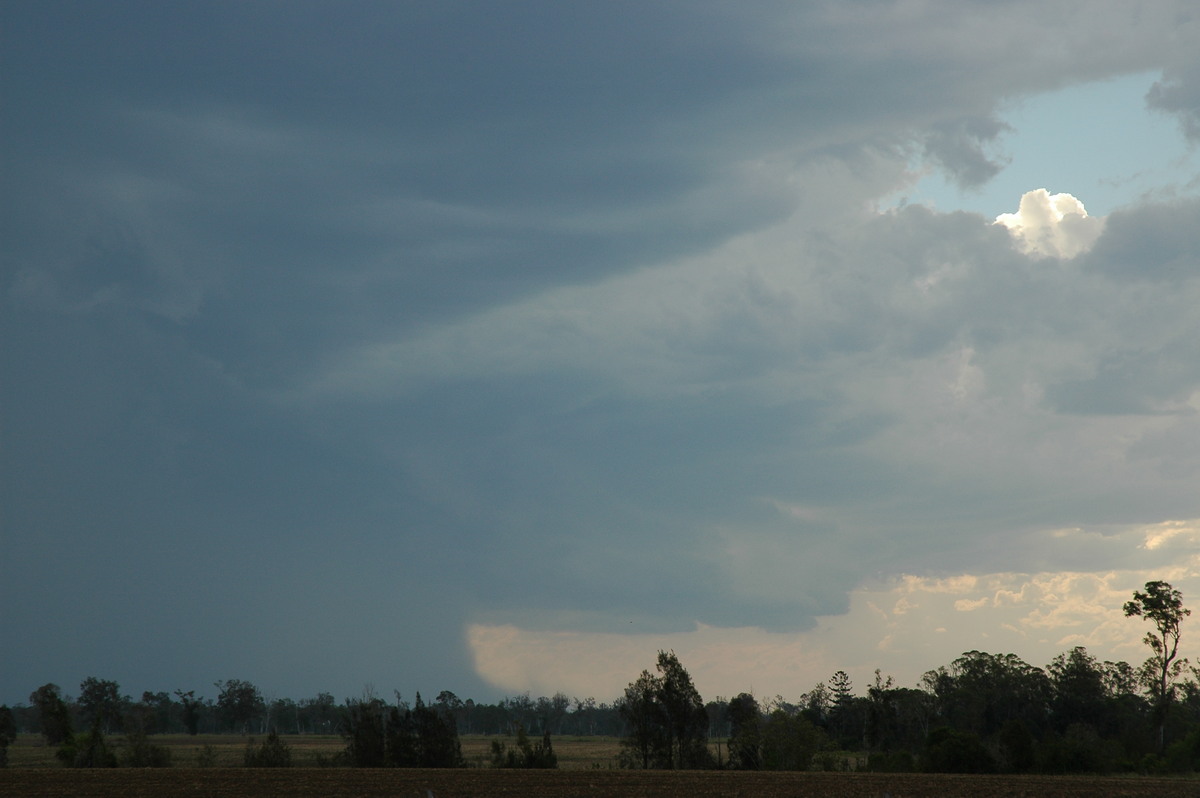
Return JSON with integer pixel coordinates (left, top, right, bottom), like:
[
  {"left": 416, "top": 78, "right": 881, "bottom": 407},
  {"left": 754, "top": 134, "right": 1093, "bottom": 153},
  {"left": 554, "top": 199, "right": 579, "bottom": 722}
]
[{"left": 995, "top": 188, "right": 1105, "bottom": 258}]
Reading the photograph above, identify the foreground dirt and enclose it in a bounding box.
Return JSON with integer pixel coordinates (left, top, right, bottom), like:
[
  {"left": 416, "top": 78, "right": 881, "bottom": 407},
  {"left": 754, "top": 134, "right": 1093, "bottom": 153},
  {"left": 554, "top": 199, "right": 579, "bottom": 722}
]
[{"left": 4, "top": 768, "right": 1200, "bottom": 798}]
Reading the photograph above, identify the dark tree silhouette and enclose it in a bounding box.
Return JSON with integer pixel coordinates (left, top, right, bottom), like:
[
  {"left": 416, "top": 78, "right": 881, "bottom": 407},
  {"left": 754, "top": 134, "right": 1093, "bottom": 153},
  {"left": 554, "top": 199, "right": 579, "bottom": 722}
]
[
  {"left": 29, "top": 684, "right": 73, "bottom": 747},
  {"left": 1125, "top": 580, "right": 1190, "bottom": 752}
]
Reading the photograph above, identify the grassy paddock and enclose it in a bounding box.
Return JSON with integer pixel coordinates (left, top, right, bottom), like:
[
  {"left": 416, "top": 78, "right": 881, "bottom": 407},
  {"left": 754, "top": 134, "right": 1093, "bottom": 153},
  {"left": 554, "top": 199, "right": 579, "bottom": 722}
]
[
  {"left": 6, "top": 732, "right": 628, "bottom": 769},
  {"left": 7, "top": 733, "right": 345, "bottom": 768},
  {"left": 462, "top": 734, "right": 625, "bottom": 769}
]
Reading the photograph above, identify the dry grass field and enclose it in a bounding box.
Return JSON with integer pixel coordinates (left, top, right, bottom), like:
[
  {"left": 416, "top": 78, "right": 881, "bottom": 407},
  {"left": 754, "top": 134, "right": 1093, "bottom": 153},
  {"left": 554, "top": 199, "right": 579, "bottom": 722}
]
[
  {"left": 6, "top": 734, "right": 1200, "bottom": 797},
  {"left": 4, "top": 733, "right": 625, "bottom": 769}
]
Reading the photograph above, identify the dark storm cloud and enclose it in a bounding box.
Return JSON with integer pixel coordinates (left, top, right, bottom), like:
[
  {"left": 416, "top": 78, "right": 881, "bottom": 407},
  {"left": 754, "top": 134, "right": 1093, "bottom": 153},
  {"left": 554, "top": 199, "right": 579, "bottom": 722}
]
[{"left": 3, "top": 1, "right": 1200, "bottom": 704}]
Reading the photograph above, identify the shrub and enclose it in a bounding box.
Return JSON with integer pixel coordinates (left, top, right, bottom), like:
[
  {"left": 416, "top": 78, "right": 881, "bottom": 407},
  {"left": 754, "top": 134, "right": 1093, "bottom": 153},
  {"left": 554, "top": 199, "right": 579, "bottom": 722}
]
[
  {"left": 196, "top": 744, "right": 218, "bottom": 768},
  {"left": 122, "top": 728, "right": 172, "bottom": 767},
  {"left": 490, "top": 724, "right": 558, "bottom": 768},
  {"left": 1164, "top": 727, "right": 1200, "bottom": 772},
  {"left": 244, "top": 728, "right": 292, "bottom": 767},
  {"left": 1037, "top": 724, "right": 1118, "bottom": 774},
  {"left": 921, "top": 727, "right": 995, "bottom": 773},
  {"left": 58, "top": 729, "right": 118, "bottom": 768},
  {"left": 866, "top": 750, "right": 915, "bottom": 772}
]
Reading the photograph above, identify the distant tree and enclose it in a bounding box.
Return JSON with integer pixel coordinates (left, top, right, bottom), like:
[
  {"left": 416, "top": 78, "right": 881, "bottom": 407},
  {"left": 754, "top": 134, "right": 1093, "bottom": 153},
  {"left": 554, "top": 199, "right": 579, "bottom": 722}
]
[
  {"left": 412, "top": 692, "right": 465, "bottom": 768},
  {"left": 618, "top": 651, "right": 710, "bottom": 769},
  {"left": 29, "top": 684, "right": 73, "bottom": 746},
  {"left": 726, "top": 693, "right": 762, "bottom": 770},
  {"left": 298, "top": 692, "right": 340, "bottom": 734},
  {"left": 760, "top": 708, "right": 826, "bottom": 771},
  {"left": 800, "top": 682, "right": 832, "bottom": 727},
  {"left": 572, "top": 696, "right": 601, "bottom": 735},
  {"left": 341, "top": 692, "right": 463, "bottom": 768},
  {"left": 1102, "top": 660, "right": 1141, "bottom": 697},
  {"left": 175, "top": 690, "right": 203, "bottom": 735},
  {"left": 504, "top": 694, "right": 535, "bottom": 735},
  {"left": 922, "top": 651, "right": 1050, "bottom": 740},
  {"left": 268, "top": 697, "right": 299, "bottom": 735},
  {"left": 542, "top": 692, "right": 570, "bottom": 734},
  {"left": 865, "top": 670, "right": 896, "bottom": 752},
  {"left": 215, "top": 679, "right": 264, "bottom": 734},
  {"left": 619, "top": 669, "right": 667, "bottom": 768},
  {"left": 828, "top": 671, "right": 854, "bottom": 707},
  {"left": 435, "top": 691, "right": 463, "bottom": 718},
  {"left": 137, "top": 691, "right": 177, "bottom": 735},
  {"left": 78, "top": 677, "right": 123, "bottom": 735},
  {"left": 656, "top": 651, "right": 710, "bottom": 769},
  {"left": 704, "top": 697, "right": 729, "bottom": 745},
  {"left": 1047, "top": 647, "right": 1107, "bottom": 733},
  {"left": 1100, "top": 659, "right": 1154, "bottom": 757},
  {"left": 827, "top": 670, "right": 857, "bottom": 745},
  {"left": 0, "top": 705, "right": 16, "bottom": 768},
  {"left": 342, "top": 696, "right": 388, "bottom": 767},
  {"left": 1125, "top": 580, "right": 1190, "bottom": 752}
]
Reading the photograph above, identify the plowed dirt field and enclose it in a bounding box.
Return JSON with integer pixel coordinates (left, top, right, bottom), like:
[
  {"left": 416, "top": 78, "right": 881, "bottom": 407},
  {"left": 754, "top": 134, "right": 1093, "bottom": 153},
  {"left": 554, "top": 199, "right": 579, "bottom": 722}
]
[{"left": 4, "top": 768, "right": 1199, "bottom": 798}]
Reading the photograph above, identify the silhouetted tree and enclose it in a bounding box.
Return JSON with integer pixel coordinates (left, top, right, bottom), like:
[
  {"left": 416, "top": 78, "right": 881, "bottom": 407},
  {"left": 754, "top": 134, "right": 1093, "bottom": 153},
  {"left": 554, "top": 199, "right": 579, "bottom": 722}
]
[
  {"left": 726, "top": 693, "right": 762, "bottom": 770},
  {"left": 827, "top": 670, "right": 857, "bottom": 746},
  {"left": 1125, "top": 580, "right": 1190, "bottom": 752},
  {"left": 760, "top": 708, "right": 826, "bottom": 770},
  {"left": 341, "top": 692, "right": 463, "bottom": 768},
  {"left": 412, "top": 692, "right": 465, "bottom": 767},
  {"left": 29, "top": 683, "right": 73, "bottom": 747},
  {"left": 656, "top": 651, "right": 710, "bottom": 768},
  {"left": 0, "top": 705, "right": 16, "bottom": 768},
  {"left": 342, "top": 694, "right": 388, "bottom": 767},
  {"left": 137, "top": 691, "right": 177, "bottom": 735},
  {"left": 298, "top": 692, "right": 339, "bottom": 734},
  {"left": 215, "top": 679, "right": 264, "bottom": 734},
  {"left": 618, "top": 651, "right": 710, "bottom": 769},
  {"left": 78, "top": 677, "right": 123, "bottom": 735},
  {"left": 1047, "top": 647, "right": 1107, "bottom": 733},
  {"left": 175, "top": 690, "right": 203, "bottom": 735},
  {"left": 923, "top": 651, "right": 1049, "bottom": 740},
  {"left": 619, "top": 669, "right": 667, "bottom": 768}
]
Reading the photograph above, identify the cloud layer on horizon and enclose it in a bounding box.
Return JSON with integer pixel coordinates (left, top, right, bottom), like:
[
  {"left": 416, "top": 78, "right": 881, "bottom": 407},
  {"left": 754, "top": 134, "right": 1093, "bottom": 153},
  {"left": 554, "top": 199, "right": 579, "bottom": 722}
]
[{"left": 468, "top": 519, "right": 1200, "bottom": 699}]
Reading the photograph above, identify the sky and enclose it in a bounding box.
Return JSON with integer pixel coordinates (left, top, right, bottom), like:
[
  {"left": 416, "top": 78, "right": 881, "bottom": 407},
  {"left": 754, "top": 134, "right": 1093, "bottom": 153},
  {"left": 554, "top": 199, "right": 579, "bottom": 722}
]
[{"left": 2, "top": 1, "right": 1200, "bottom": 708}]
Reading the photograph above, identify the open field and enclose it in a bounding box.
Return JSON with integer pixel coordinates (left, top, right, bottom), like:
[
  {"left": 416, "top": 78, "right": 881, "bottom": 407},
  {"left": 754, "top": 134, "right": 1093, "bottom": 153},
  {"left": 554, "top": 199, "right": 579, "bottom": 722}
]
[
  {"left": 8, "top": 734, "right": 1200, "bottom": 796},
  {"left": 5, "top": 768, "right": 1200, "bottom": 798},
  {"left": 5, "top": 733, "right": 627, "bottom": 769}
]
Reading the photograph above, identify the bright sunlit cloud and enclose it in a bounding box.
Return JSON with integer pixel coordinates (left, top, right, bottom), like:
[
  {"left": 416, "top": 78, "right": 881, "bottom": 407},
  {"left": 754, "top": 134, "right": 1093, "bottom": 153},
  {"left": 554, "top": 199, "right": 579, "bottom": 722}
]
[{"left": 994, "top": 188, "right": 1105, "bottom": 257}]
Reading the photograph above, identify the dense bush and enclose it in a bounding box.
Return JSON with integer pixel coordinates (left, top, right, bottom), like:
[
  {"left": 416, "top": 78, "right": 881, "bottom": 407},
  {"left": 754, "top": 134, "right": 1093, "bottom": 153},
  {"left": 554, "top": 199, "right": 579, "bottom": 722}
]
[
  {"left": 921, "top": 727, "right": 995, "bottom": 773},
  {"left": 244, "top": 728, "right": 292, "bottom": 767},
  {"left": 490, "top": 724, "right": 558, "bottom": 768},
  {"left": 121, "top": 728, "right": 172, "bottom": 767}
]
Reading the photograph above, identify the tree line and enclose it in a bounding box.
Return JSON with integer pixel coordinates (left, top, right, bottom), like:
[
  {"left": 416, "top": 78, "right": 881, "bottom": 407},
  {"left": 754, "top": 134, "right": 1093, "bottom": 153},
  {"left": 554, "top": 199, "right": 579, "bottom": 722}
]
[{"left": 2, "top": 580, "right": 1198, "bottom": 774}]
